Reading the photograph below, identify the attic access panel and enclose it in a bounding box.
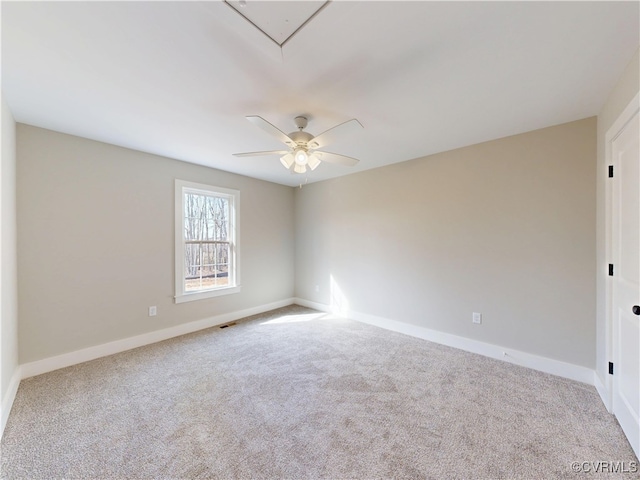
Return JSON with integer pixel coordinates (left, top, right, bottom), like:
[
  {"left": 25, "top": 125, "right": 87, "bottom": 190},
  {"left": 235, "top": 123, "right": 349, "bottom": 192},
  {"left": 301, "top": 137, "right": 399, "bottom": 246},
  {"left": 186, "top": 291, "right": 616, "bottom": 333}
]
[{"left": 225, "top": 1, "right": 329, "bottom": 47}]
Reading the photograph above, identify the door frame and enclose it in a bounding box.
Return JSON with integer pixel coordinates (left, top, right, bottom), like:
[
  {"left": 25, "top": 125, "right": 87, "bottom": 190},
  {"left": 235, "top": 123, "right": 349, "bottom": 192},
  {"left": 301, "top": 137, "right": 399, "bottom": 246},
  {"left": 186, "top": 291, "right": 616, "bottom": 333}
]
[{"left": 604, "top": 91, "right": 639, "bottom": 413}]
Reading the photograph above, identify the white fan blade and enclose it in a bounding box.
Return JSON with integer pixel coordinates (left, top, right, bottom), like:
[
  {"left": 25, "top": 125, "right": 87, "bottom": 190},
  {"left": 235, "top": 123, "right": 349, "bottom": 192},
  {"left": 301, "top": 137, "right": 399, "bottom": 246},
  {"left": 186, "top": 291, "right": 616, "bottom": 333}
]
[
  {"left": 233, "top": 150, "right": 289, "bottom": 157},
  {"left": 315, "top": 151, "right": 360, "bottom": 167},
  {"left": 246, "top": 116, "right": 295, "bottom": 147},
  {"left": 309, "top": 119, "right": 363, "bottom": 149}
]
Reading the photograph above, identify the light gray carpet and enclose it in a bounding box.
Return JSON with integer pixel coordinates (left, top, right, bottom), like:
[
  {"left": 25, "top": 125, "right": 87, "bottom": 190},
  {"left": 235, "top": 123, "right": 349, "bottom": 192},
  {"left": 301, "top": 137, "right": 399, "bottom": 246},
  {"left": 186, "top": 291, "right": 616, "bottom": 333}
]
[{"left": 1, "top": 305, "right": 637, "bottom": 479}]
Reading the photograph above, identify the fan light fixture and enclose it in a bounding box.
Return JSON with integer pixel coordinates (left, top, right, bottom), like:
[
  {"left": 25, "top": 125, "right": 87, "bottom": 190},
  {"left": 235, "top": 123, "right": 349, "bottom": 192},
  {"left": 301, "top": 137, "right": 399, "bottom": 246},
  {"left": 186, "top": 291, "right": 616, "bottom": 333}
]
[{"left": 233, "top": 115, "right": 363, "bottom": 174}]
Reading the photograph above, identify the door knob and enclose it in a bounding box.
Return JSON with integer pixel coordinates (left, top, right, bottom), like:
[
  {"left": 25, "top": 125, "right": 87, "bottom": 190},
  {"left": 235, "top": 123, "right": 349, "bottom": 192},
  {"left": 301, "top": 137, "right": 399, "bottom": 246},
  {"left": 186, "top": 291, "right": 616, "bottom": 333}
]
[{"left": 633, "top": 305, "right": 640, "bottom": 315}]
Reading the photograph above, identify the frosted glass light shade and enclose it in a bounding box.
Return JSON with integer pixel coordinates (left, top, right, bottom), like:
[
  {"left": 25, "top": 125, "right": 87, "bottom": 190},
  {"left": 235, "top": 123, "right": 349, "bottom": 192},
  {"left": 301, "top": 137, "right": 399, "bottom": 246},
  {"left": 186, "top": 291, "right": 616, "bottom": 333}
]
[
  {"left": 280, "top": 153, "right": 294, "bottom": 168},
  {"left": 308, "top": 154, "right": 321, "bottom": 170},
  {"left": 294, "top": 148, "right": 308, "bottom": 165}
]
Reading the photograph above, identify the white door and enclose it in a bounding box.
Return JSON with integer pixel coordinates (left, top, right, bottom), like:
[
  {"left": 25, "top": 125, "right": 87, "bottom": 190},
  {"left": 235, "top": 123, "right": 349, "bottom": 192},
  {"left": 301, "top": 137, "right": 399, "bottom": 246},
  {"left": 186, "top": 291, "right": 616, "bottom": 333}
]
[{"left": 611, "top": 107, "right": 640, "bottom": 459}]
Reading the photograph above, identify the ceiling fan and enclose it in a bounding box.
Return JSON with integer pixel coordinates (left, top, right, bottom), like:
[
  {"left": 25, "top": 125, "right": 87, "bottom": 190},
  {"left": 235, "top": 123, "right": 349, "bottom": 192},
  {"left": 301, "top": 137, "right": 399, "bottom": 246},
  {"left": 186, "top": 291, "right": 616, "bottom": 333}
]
[{"left": 233, "top": 115, "right": 363, "bottom": 174}]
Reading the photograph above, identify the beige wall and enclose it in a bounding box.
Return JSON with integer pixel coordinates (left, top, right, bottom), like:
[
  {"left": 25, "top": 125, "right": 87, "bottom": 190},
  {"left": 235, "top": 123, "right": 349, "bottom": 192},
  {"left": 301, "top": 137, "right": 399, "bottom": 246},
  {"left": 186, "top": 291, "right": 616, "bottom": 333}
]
[
  {"left": 17, "top": 125, "right": 295, "bottom": 363},
  {"left": 596, "top": 48, "right": 640, "bottom": 386},
  {"left": 1, "top": 95, "right": 19, "bottom": 415},
  {"left": 295, "top": 118, "right": 596, "bottom": 368},
  {"left": 12, "top": 60, "right": 633, "bottom": 374}
]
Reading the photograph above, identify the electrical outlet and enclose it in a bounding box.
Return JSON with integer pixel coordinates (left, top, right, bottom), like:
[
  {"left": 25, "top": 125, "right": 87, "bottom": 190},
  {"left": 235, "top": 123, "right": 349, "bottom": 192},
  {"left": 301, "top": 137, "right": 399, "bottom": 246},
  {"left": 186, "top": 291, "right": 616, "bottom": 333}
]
[
  {"left": 472, "top": 312, "right": 482, "bottom": 324},
  {"left": 149, "top": 306, "right": 157, "bottom": 317},
  {"left": 315, "top": 285, "right": 320, "bottom": 293}
]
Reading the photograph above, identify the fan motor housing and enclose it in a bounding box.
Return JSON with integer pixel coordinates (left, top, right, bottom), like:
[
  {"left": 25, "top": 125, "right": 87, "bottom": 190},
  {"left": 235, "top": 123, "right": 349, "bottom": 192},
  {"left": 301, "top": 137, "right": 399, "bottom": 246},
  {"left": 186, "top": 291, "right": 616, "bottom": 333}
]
[{"left": 288, "top": 130, "right": 314, "bottom": 147}]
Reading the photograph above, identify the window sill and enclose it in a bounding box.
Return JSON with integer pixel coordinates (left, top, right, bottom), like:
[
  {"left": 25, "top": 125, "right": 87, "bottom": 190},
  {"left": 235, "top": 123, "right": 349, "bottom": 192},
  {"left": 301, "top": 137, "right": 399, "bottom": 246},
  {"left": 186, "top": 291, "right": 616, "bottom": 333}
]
[{"left": 174, "top": 285, "right": 241, "bottom": 304}]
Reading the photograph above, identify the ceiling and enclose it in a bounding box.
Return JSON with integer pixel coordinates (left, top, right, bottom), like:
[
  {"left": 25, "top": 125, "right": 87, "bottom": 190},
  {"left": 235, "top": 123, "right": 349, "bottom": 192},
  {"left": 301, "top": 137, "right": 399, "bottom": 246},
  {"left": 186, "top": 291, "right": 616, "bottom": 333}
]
[
  {"left": 225, "top": 0, "right": 329, "bottom": 46},
  {"left": 2, "top": 1, "right": 639, "bottom": 187}
]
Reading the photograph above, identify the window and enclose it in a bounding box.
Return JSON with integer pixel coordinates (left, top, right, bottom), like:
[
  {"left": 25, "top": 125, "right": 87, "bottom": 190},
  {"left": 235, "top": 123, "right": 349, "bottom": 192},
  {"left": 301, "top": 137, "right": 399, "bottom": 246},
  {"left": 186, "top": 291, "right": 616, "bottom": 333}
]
[{"left": 175, "top": 180, "right": 240, "bottom": 303}]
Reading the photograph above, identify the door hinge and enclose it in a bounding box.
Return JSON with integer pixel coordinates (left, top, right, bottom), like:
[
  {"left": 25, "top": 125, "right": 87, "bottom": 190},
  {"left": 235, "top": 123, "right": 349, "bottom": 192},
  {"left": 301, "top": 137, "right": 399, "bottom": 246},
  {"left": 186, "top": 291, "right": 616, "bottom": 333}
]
[
  {"left": 609, "top": 264, "right": 614, "bottom": 276},
  {"left": 608, "top": 165, "right": 614, "bottom": 178},
  {"left": 609, "top": 362, "right": 614, "bottom": 375}
]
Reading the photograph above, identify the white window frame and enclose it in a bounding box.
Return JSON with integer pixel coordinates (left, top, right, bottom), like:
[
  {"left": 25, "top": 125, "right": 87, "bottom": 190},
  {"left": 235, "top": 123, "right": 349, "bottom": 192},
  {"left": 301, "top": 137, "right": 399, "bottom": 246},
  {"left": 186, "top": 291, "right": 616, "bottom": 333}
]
[{"left": 175, "top": 179, "right": 240, "bottom": 303}]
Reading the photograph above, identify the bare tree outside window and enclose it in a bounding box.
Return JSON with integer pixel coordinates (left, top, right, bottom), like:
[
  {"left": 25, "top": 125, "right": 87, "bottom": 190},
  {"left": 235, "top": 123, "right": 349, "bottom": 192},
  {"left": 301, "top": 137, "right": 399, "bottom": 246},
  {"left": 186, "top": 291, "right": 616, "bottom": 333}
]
[{"left": 184, "top": 193, "right": 230, "bottom": 291}]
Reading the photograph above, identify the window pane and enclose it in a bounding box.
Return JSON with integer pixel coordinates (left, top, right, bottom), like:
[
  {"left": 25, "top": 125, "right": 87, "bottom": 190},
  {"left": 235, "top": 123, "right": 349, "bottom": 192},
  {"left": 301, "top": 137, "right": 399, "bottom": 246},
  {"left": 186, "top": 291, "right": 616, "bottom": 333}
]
[
  {"left": 211, "top": 197, "right": 229, "bottom": 241},
  {"left": 184, "top": 243, "right": 201, "bottom": 292},
  {"left": 201, "top": 243, "right": 216, "bottom": 278},
  {"left": 184, "top": 193, "right": 203, "bottom": 241},
  {"left": 217, "top": 243, "right": 229, "bottom": 268},
  {"left": 184, "top": 242, "right": 231, "bottom": 292},
  {"left": 215, "top": 262, "right": 229, "bottom": 286},
  {"left": 215, "top": 242, "right": 229, "bottom": 286},
  {"left": 184, "top": 243, "right": 199, "bottom": 279},
  {"left": 184, "top": 193, "right": 229, "bottom": 242}
]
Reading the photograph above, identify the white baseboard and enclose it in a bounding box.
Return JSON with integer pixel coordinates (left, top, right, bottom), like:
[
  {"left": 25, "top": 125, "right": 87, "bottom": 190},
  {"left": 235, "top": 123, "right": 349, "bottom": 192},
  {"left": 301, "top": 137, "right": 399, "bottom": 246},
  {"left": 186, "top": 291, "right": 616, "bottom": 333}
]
[
  {"left": 4, "top": 297, "right": 595, "bottom": 441},
  {"left": 294, "top": 297, "right": 331, "bottom": 312},
  {"left": 294, "top": 298, "right": 595, "bottom": 386},
  {"left": 20, "top": 298, "right": 295, "bottom": 380},
  {"left": 594, "top": 371, "right": 612, "bottom": 412},
  {"left": 1, "top": 366, "right": 22, "bottom": 439},
  {"left": 1, "top": 297, "right": 292, "bottom": 441}
]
